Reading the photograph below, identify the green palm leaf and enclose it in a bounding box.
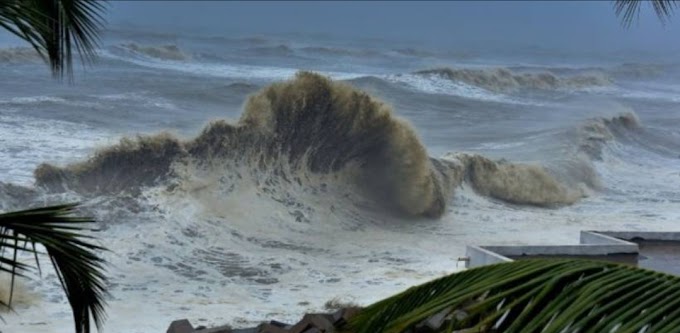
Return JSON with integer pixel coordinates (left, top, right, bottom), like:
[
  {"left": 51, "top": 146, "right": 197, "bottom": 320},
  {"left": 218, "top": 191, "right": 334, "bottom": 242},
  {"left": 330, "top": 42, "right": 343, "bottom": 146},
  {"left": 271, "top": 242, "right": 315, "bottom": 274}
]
[
  {"left": 614, "top": 0, "right": 677, "bottom": 27},
  {"left": 346, "top": 259, "right": 680, "bottom": 333},
  {"left": 0, "top": 0, "right": 106, "bottom": 79},
  {"left": 0, "top": 203, "right": 108, "bottom": 333}
]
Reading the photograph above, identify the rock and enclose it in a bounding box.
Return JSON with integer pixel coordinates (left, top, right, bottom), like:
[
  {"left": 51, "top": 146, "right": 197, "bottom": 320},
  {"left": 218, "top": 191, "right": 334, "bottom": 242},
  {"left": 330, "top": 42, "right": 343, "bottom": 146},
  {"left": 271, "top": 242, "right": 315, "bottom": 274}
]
[
  {"left": 452, "top": 310, "right": 468, "bottom": 321},
  {"left": 257, "top": 323, "right": 288, "bottom": 333},
  {"left": 301, "top": 328, "right": 321, "bottom": 333},
  {"left": 167, "top": 319, "right": 194, "bottom": 333},
  {"left": 231, "top": 328, "right": 259, "bottom": 333},
  {"left": 268, "top": 320, "right": 291, "bottom": 328},
  {"left": 170, "top": 310, "right": 354, "bottom": 333},
  {"left": 197, "top": 324, "right": 233, "bottom": 333},
  {"left": 331, "top": 307, "right": 361, "bottom": 327},
  {"left": 289, "top": 314, "right": 334, "bottom": 333},
  {"left": 415, "top": 307, "right": 453, "bottom": 332}
]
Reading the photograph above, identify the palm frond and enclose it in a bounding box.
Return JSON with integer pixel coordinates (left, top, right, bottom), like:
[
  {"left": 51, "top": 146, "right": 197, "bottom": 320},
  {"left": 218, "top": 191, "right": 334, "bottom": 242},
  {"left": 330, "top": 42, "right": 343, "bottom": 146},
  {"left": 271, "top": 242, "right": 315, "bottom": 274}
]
[
  {"left": 0, "top": 203, "right": 108, "bottom": 333},
  {"left": 614, "top": 0, "right": 677, "bottom": 27},
  {"left": 346, "top": 259, "right": 680, "bottom": 333},
  {"left": 0, "top": 0, "right": 106, "bottom": 80}
]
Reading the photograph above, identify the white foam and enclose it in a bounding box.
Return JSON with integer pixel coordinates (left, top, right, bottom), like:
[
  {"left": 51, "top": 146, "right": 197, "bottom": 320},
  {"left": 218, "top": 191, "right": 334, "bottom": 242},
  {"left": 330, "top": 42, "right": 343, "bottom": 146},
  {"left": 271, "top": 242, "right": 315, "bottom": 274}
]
[
  {"left": 6, "top": 137, "right": 680, "bottom": 333},
  {"left": 474, "top": 141, "right": 527, "bottom": 150},
  {"left": 614, "top": 88, "right": 680, "bottom": 103},
  {"left": 100, "top": 50, "right": 365, "bottom": 82},
  {"left": 0, "top": 96, "right": 68, "bottom": 105},
  {"left": 595, "top": 142, "right": 680, "bottom": 206},
  {"left": 0, "top": 92, "right": 180, "bottom": 114},
  {"left": 383, "top": 73, "right": 540, "bottom": 105},
  {"left": 3, "top": 177, "right": 462, "bottom": 333},
  {"left": 0, "top": 112, "right": 115, "bottom": 186}
]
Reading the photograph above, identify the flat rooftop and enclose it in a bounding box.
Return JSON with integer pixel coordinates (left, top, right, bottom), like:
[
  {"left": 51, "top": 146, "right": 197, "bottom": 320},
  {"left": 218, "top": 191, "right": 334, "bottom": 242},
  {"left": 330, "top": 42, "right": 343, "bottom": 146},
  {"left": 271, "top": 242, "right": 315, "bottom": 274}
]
[{"left": 466, "top": 231, "right": 680, "bottom": 275}]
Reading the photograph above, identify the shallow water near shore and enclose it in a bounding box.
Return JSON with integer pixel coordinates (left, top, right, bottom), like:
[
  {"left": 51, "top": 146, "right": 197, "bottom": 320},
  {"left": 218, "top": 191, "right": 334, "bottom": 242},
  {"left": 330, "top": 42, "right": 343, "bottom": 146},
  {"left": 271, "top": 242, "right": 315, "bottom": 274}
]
[{"left": 1, "top": 23, "right": 680, "bottom": 333}]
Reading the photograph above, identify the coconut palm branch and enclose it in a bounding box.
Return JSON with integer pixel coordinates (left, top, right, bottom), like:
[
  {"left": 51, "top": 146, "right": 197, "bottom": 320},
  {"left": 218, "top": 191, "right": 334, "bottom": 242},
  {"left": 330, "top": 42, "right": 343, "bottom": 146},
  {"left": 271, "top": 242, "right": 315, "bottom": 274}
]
[
  {"left": 0, "top": 1, "right": 108, "bottom": 332},
  {"left": 346, "top": 259, "right": 680, "bottom": 333},
  {"left": 0, "top": 0, "right": 106, "bottom": 79},
  {"left": 0, "top": 203, "right": 108, "bottom": 333},
  {"left": 615, "top": 0, "right": 677, "bottom": 27}
]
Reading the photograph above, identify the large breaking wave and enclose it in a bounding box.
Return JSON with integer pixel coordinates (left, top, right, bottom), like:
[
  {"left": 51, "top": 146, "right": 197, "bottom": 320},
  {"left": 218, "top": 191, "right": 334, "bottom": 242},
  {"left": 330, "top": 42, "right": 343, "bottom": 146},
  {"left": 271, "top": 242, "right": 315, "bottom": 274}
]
[{"left": 34, "top": 72, "right": 586, "bottom": 219}]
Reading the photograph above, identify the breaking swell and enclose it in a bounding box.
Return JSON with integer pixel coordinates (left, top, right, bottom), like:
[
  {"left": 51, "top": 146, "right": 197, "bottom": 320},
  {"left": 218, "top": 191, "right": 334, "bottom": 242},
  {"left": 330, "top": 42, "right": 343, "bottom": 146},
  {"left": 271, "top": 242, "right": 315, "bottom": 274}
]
[{"left": 33, "top": 72, "right": 583, "bottom": 219}]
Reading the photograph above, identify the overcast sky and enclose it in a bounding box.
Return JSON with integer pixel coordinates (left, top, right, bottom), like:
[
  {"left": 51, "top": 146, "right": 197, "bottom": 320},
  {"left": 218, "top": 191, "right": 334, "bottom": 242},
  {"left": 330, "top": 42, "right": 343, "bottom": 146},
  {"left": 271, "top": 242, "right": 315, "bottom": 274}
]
[{"left": 105, "top": 1, "right": 680, "bottom": 52}]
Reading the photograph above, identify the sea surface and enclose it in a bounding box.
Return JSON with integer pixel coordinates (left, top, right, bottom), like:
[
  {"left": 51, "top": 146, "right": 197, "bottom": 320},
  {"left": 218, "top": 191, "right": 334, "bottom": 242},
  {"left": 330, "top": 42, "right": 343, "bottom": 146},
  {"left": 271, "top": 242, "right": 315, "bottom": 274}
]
[{"left": 1, "top": 28, "right": 679, "bottom": 332}]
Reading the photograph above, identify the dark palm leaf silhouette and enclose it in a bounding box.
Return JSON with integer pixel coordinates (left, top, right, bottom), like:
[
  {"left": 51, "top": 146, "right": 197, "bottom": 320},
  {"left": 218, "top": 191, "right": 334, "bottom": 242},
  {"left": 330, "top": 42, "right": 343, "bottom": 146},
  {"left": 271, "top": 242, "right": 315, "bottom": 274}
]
[
  {"left": 0, "top": 0, "right": 106, "bottom": 79},
  {"left": 347, "top": 259, "right": 680, "bottom": 333},
  {"left": 0, "top": 1, "right": 108, "bottom": 332},
  {"left": 614, "top": 0, "right": 677, "bottom": 27},
  {"left": 0, "top": 1, "right": 109, "bottom": 331},
  {"left": 0, "top": 204, "right": 108, "bottom": 333}
]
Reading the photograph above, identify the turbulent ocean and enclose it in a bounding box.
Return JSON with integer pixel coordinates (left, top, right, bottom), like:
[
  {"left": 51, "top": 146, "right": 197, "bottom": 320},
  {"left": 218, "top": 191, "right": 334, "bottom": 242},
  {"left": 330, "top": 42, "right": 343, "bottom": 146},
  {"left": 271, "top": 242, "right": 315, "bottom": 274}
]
[{"left": 1, "top": 28, "right": 680, "bottom": 332}]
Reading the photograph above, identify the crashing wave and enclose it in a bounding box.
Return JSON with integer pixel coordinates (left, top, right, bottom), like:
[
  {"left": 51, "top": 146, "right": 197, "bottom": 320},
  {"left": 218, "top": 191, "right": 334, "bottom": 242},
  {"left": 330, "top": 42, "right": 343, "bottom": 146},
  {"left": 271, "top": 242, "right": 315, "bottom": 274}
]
[
  {"left": 35, "top": 72, "right": 582, "bottom": 218},
  {"left": 441, "top": 153, "right": 583, "bottom": 206},
  {"left": 416, "top": 67, "right": 612, "bottom": 93},
  {"left": 118, "top": 43, "right": 189, "bottom": 61},
  {"left": 577, "top": 111, "right": 640, "bottom": 160}
]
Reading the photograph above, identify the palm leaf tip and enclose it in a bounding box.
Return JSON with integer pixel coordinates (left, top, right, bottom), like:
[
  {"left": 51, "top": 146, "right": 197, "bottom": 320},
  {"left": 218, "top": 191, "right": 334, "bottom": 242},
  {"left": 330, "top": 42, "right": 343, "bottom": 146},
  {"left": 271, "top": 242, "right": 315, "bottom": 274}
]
[
  {"left": 614, "top": 0, "right": 677, "bottom": 27},
  {"left": 347, "top": 259, "right": 680, "bottom": 333},
  {"left": 0, "top": 203, "right": 109, "bottom": 333},
  {"left": 0, "top": 0, "right": 107, "bottom": 80}
]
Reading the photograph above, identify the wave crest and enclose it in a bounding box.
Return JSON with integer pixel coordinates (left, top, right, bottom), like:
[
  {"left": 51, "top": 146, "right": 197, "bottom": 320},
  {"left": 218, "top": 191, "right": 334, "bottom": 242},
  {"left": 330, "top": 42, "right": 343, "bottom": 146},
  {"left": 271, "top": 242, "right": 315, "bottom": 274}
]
[
  {"left": 0, "top": 47, "right": 43, "bottom": 63},
  {"left": 578, "top": 111, "right": 640, "bottom": 160},
  {"left": 118, "top": 43, "right": 189, "bottom": 61},
  {"left": 300, "top": 46, "right": 381, "bottom": 57},
  {"left": 416, "top": 67, "right": 612, "bottom": 93},
  {"left": 442, "top": 153, "right": 583, "bottom": 207},
  {"left": 35, "top": 134, "right": 183, "bottom": 194},
  {"left": 36, "top": 72, "right": 446, "bottom": 217}
]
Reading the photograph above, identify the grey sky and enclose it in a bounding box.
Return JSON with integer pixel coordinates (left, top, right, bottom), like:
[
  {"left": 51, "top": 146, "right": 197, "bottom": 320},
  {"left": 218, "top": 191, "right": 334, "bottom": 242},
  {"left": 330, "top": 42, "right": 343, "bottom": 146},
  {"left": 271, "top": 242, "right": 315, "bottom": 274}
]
[{"left": 106, "top": 1, "right": 680, "bottom": 52}]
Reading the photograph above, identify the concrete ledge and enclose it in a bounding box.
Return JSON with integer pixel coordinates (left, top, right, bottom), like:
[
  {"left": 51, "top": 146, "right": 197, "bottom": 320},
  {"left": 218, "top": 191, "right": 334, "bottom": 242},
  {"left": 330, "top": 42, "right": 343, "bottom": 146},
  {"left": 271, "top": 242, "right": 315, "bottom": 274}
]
[
  {"left": 595, "top": 231, "right": 680, "bottom": 242},
  {"left": 466, "top": 245, "right": 512, "bottom": 268},
  {"left": 580, "top": 231, "right": 637, "bottom": 246},
  {"left": 466, "top": 230, "right": 646, "bottom": 268},
  {"left": 481, "top": 244, "right": 637, "bottom": 257}
]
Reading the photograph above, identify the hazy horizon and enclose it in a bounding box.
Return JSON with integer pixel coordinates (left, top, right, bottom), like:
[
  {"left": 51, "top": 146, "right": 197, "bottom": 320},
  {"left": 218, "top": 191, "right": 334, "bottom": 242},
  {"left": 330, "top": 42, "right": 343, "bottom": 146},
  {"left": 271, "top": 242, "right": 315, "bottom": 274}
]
[{"left": 105, "top": 1, "right": 680, "bottom": 54}]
